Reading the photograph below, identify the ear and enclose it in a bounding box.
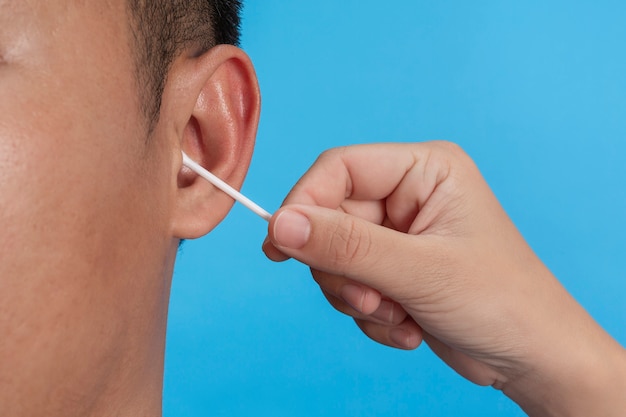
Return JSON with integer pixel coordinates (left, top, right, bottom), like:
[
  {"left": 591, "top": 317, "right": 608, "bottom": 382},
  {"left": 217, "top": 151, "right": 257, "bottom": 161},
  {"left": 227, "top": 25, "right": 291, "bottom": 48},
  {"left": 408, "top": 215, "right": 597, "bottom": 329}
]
[{"left": 167, "top": 45, "right": 261, "bottom": 239}]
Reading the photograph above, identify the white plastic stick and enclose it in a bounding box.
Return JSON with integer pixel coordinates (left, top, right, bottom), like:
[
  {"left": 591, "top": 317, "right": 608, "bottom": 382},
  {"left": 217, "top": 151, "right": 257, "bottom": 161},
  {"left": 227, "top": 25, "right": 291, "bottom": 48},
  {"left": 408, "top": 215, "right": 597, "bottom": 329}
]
[{"left": 181, "top": 151, "right": 271, "bottom": 222}]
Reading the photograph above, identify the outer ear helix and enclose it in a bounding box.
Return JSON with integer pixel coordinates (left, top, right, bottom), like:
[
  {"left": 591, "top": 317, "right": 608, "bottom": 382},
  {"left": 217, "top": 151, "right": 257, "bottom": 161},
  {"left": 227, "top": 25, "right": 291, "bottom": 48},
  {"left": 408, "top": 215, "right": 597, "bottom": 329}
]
[
  {"left": 181, "top": 151, "right": 271, "bottom": 221},
  {"left": 169, "top": 45, "right": 261, "bottom": 239}
]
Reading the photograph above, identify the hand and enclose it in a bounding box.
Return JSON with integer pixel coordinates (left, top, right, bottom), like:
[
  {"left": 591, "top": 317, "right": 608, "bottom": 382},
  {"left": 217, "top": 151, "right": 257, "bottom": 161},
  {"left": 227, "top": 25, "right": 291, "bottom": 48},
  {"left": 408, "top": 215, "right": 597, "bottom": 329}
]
[{"left": 263, "top": 142, "right": 626, "bottom": 416}]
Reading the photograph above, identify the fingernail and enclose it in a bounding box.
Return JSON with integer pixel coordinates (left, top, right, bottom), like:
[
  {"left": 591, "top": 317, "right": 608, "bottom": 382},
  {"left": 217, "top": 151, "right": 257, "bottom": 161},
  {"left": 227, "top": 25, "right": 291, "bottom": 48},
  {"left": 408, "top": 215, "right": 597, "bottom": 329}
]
[
  {"left": 340, "top": 284, "right": 365, "bottom": 313},
  {"left": 262, "top": 235, "right": 291, "bottom": 262},
  {"left": 370, "top": 300, "right": 397, "bottom": 324},
  {"left": 273, "top": 210, "right": 311, "bottom": 249},
  {"left": 390, "top": 329, "right": 414, "bottom": 350}
]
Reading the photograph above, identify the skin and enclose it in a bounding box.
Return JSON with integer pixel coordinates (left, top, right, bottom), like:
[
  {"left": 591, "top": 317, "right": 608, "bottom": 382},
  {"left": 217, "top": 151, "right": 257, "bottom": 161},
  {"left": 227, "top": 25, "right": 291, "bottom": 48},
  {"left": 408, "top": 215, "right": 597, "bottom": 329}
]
[
  {"left": 264, "top": 142, "right": 626, "bottom": 416},
  {"left": 0, "top": 1, "right": 260, "bottom": 416}
]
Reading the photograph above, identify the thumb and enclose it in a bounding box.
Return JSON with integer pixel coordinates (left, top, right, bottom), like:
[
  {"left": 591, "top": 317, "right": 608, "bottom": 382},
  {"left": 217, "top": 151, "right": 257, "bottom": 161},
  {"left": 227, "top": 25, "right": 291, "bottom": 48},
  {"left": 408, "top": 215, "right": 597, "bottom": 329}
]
[{"left": 267, "top": 204, "right": 450, "bottom": 299}]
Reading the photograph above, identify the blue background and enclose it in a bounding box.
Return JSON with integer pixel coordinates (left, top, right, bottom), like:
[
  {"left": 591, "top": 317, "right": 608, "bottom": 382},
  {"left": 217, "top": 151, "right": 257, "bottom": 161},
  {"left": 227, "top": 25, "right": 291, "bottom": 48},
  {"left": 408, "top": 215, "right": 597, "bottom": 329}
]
[{"left": 164, "top": 1, "right": 626, "bottom": 416}]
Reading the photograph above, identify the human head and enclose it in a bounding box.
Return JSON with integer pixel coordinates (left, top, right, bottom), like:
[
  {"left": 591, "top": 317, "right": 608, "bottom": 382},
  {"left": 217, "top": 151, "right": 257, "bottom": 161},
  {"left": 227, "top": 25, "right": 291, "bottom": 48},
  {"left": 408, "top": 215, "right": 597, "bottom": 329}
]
[{"left": 0, "top": 1, "right": 259, "bottom": 415}]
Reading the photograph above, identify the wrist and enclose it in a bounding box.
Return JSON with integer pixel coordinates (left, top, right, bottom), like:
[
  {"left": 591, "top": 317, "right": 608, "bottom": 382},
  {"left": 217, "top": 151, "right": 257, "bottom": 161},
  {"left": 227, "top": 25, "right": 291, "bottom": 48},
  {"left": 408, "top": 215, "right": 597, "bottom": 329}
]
[{"left": 502, "top": 300, "right": 626, "bottom": 416}]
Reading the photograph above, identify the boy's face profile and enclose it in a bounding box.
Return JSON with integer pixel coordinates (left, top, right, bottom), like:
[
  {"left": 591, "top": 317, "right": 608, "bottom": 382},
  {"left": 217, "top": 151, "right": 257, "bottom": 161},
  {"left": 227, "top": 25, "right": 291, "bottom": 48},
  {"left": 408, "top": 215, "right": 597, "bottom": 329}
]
[{"left": 0, "top": 0, "right": 263, "bottom": 413}]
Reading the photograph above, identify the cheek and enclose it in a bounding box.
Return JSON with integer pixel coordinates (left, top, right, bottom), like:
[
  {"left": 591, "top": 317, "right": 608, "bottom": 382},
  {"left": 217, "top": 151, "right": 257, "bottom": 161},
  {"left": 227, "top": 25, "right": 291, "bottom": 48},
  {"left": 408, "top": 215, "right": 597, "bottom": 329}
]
[
  {"left": 0, "top": 0, "right": 171, "bottom": 268},
  {"left": 0, "top": 77, "right": 174, "bottom": 414},
  {"left": 0, "top": 134, "right": 161, "bottom": 284},
  {"left": 0, "top": 63, "right": 172, "bottom": 286}
]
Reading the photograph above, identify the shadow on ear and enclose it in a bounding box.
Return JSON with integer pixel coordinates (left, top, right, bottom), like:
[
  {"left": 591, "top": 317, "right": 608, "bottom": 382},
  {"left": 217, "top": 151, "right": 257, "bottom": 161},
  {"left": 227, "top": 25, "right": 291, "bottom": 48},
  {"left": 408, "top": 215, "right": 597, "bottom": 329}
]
[{"left": 170, "top": 45, "right": 261, "bottom": 239}]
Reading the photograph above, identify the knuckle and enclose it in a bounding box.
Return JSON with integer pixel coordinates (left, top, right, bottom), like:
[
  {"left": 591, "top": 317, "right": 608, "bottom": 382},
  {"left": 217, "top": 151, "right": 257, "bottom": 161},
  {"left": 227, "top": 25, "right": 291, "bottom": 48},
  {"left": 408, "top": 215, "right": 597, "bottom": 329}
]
[
  {"left": 425, "top": 141, "right": 479, "bottom": 183},
  {"left": 327, "top": 216, "right": 372, "bottom": 271},
  {"left": 435, "top": 141, "right": 476, "bottom": 169},
  {"left": 432, "top": 140, "right": 466, "bottom": 157},
  {"left": 317, "top": 146, "right": 349, "bottom": 165}
]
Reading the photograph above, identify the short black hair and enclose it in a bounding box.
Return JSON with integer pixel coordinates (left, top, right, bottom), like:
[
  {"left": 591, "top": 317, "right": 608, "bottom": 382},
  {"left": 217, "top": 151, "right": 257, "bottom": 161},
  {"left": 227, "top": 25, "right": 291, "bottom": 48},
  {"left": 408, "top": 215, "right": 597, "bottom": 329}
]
[{"left": 126, "top": 0, "right": 243, "bottom": 132}]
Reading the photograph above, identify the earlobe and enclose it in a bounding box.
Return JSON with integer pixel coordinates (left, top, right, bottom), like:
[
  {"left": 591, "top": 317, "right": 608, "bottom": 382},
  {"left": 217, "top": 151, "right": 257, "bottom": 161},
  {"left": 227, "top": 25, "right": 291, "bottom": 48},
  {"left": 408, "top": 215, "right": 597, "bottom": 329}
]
[{"left": 169, "top": 45, "right": 261, "bottom": 239}]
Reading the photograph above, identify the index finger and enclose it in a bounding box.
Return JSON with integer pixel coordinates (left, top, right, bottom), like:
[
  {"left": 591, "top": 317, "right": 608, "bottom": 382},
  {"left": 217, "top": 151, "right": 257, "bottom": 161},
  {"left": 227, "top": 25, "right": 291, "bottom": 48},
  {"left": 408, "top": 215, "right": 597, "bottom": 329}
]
[{"left": 282, "top": 143, "right": 421, "bottom": 208}]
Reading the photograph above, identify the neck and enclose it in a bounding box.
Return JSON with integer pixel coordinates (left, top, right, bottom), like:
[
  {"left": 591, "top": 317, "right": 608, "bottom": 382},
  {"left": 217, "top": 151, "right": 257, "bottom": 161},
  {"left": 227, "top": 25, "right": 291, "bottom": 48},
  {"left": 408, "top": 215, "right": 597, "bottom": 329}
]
[{"left": 0, "top": 246, "right": 176, "bottom": 417}]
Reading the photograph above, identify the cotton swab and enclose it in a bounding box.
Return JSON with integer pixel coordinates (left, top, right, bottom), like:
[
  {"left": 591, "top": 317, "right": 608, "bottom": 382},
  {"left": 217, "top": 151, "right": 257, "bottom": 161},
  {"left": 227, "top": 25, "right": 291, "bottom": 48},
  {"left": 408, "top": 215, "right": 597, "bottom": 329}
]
[{"left": 181, "top": 151, "right": 272, "bottom": 221}]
